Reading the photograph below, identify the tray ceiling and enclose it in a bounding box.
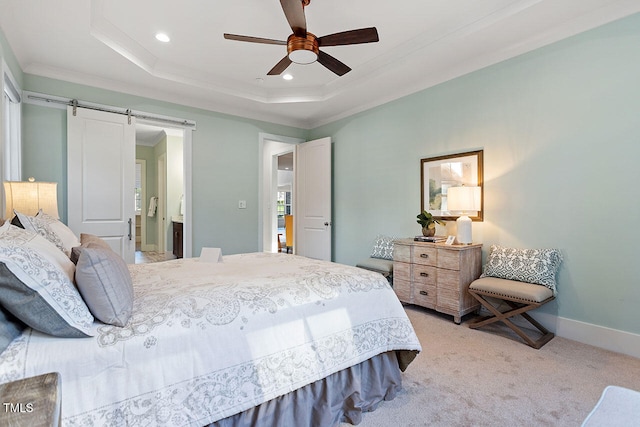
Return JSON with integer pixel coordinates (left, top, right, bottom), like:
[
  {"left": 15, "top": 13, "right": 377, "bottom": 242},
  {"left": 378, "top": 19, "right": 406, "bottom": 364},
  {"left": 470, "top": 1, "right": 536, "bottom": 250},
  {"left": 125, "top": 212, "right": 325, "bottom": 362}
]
[{"left": 1, "top": 0, "right": 638, "bottom": 128}]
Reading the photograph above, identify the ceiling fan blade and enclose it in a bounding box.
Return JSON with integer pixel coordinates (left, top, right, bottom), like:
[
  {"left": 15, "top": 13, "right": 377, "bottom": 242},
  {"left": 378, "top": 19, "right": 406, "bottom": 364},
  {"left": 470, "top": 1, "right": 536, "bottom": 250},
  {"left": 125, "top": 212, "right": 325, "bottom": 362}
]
[
  {"left": 267, "top": 56, "right": 293, "bottom": 75},
  {"left": 317, "top": 27, "right": 379, "bottom": 47},
  {"left": 317, "top": 50, "right": 351, "bottom": 76},
  {"left": 224, "top": 34, "right": 287, "bottom": 45},
  {"left": 280, "top": 0, "right": 307, "bottom": 37}
]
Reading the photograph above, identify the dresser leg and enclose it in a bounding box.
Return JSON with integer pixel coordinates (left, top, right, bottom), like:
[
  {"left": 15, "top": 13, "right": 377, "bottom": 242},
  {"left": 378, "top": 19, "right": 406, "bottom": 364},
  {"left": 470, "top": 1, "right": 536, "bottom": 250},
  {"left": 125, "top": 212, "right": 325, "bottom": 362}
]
[{"left": 454, "top": 316, "right": 461, "bottom": 324}]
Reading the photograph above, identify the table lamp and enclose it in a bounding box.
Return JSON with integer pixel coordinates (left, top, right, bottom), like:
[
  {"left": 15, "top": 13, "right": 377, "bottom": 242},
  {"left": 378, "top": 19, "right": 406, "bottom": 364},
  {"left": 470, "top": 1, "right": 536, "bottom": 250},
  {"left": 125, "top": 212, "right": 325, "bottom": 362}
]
[
  {"left": 447, "top": 186, "right": 481, "bottom": 245},
  {"left": 4, "top": 177, "right": 60, "bottom": 219}
]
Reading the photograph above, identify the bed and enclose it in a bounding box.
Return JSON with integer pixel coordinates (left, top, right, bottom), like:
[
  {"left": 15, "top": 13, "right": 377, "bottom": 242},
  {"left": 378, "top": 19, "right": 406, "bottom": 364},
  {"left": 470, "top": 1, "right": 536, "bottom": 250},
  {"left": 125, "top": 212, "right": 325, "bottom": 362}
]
[{"left": 0, "top": 219, "right": 421, "bottom": 426}]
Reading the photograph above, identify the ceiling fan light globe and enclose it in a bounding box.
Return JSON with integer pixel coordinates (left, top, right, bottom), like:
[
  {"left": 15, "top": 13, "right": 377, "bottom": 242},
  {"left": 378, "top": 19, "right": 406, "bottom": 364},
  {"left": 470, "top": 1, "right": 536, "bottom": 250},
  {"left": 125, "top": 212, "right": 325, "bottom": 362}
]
[{"left": 289, "top": 49, "right": 317, "bottom": 64}]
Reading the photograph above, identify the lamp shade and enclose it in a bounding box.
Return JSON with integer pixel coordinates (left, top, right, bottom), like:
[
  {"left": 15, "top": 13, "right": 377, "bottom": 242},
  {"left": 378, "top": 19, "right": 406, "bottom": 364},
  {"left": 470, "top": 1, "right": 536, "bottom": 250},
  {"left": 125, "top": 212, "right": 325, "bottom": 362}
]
[
  {"left": 447, "top": 186, "right": 481, "bottom": 213},
  {"left": 4, "top": 180, "right": 59, "bottom": 219}
]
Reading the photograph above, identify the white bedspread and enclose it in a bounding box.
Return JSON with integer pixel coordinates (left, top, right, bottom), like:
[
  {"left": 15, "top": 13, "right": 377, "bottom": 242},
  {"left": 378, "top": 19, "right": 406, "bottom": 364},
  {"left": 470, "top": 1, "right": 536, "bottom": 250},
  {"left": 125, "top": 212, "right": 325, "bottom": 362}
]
[{"left": 0, "top": 253, "right": 421, "bottom": 426}]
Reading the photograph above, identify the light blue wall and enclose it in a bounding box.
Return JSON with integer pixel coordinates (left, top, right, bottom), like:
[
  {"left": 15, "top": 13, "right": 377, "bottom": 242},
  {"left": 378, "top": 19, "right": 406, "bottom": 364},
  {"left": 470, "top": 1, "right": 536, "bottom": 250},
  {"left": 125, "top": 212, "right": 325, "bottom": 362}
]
[
  {"left": 19, "top": 76, "right": 308, "bottom": 256},
  {"left": 309, "top": 13, "right": 640, "bottom": 334},
  {"left": 4, "top": 14, "right": 640, "bottom": 336}
]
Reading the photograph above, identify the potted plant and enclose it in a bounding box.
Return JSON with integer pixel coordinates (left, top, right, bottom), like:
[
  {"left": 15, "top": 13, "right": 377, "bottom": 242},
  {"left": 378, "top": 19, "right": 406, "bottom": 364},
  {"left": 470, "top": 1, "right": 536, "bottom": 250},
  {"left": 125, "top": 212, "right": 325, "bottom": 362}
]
[{"left": 416, "top": 210, "right": 444, "bottom": 237}]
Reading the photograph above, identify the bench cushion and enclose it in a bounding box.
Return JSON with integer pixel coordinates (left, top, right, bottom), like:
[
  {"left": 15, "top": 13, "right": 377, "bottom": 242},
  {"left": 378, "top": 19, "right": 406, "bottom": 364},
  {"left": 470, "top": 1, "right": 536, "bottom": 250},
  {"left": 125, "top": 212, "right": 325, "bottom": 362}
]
[
  {"left": 469, "top": 277, "right": 553, "bottom": 303},
  {"left": 356, "top": 257, "right": 393, "bottom": 274}
]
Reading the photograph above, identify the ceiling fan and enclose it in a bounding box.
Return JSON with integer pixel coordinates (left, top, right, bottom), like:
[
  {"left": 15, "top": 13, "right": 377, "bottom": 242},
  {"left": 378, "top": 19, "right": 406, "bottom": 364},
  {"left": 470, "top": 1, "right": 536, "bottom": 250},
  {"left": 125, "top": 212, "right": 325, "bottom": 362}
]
[{"left": 223, "top": 0, "right": 379, "bottom": 76}]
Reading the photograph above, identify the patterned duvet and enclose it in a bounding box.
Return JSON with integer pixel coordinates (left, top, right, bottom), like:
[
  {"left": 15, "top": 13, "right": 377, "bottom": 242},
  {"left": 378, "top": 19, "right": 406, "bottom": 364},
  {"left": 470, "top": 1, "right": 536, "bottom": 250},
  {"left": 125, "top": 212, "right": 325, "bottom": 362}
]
[{"left": 0, "top": 252, "right": 421, "bottom": 426}]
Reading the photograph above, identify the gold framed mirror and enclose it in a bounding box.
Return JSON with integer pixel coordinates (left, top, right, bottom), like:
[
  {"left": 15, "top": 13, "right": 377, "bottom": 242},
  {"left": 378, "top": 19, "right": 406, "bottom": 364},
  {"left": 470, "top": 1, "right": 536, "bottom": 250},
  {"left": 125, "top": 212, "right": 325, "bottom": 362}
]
[{"left": 420, "top": 150, "right": 483, "bottom": 221}]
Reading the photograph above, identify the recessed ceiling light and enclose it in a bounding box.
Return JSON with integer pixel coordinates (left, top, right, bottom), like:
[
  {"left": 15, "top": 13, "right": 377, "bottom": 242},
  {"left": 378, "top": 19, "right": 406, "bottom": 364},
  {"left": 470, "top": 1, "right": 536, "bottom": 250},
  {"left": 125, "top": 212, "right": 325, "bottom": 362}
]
[
  {"left": 282, "top": 74, "right": 293, "bottom": 81},
  {"left": 155, "top": 33, "right": 170, "bottom": 43}
]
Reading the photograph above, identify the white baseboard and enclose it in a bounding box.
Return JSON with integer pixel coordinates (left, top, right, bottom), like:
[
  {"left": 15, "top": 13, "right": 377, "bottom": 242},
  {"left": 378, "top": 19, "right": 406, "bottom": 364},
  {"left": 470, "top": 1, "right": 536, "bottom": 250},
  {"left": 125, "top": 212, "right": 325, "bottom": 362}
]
[{"left": 536, "top": 313, "right": 640, "bottom": 359}]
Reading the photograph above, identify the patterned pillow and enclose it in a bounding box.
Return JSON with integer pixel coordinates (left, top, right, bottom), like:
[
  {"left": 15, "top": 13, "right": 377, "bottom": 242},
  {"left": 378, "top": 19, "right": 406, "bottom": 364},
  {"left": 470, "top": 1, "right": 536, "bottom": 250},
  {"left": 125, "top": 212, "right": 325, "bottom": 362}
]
[
  {"left": 370, "top": 235, "right": 396, "bottom": 260},
  {"left": 14, "top": 210, "right": 80, "bottom": 257},
  {"left": 0, "top": 221, "right": 94, "bottom": 337},
  {"left": 481, "top": 245, "right": 563, "bottom": 294}
]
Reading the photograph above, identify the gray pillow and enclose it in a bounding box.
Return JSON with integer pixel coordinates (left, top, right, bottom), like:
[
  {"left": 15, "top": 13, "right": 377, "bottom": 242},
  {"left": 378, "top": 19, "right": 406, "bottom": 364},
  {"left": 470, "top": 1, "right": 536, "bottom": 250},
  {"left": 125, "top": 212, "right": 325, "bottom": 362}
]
[
  {"left": 0, "top": 303, "right": 25, "bottom": 354},
  {"left": 75, "top": 246, "right": 134, "bottom": 327},
  {"left": 70, "top": 233, "right": 111, "bottom": 264}
]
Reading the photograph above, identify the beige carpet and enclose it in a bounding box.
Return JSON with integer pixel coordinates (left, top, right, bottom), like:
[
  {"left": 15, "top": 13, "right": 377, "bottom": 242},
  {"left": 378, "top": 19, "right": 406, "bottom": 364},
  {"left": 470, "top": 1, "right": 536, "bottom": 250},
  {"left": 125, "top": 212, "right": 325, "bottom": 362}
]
[{"left": 346, "top": 306, "right": 640, "bottom": 427}]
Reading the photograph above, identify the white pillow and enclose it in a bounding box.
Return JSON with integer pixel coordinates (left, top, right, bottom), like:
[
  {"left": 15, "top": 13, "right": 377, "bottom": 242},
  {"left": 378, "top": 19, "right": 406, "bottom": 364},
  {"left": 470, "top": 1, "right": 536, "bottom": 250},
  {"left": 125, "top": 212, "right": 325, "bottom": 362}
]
[
  {"left": 14, "top": 210, "right": 80, "bottom": 257},
  {"left": 480, "top": 245, "right": 563, "bottom": 295},
  {"left": 370, "top": 235, "right": 396, "bottom": 260},
  {"left": 0, "top": 221, "right": 94, "bottom": 337}
]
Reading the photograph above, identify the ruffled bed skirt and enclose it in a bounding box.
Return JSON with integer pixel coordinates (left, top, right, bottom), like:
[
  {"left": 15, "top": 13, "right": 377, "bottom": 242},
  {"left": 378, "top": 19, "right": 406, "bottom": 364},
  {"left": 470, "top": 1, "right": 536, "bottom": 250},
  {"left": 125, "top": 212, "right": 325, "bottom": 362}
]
[{"left": 209, "top": 351, "right": 402, "bottom": 427}]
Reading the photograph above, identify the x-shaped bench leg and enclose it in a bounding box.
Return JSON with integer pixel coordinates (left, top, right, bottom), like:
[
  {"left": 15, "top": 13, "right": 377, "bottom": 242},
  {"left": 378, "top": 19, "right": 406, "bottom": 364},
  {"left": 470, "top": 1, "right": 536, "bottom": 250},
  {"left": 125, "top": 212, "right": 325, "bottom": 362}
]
[{"left": 468, "top": 292, "right": 554, "bottom": 349}]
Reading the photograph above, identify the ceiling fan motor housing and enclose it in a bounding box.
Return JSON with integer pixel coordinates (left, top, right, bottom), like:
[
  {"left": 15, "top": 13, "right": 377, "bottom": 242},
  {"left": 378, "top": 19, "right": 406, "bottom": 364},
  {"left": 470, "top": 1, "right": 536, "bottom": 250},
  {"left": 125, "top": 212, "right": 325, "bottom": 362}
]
[{"left": 287, "top": 33, "right": 319, "bottom": 64}]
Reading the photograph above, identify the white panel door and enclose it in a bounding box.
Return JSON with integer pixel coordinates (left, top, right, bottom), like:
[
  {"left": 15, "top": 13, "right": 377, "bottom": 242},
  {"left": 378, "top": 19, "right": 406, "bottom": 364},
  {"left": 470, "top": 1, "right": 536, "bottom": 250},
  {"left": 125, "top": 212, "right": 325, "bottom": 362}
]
[
  {"left": 295, "top": 137, "right": 332, "bottom": 261},
  {"left": 67, "top": 106, "right": 136, "bottom": 263}
]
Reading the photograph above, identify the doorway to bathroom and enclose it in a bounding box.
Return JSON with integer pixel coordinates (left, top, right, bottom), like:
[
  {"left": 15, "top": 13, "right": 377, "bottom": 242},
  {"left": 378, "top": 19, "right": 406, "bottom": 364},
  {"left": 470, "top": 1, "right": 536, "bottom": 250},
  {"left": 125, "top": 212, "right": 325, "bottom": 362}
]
[{"left": 135, "top": 123, "right": 186, "bottom": 264}]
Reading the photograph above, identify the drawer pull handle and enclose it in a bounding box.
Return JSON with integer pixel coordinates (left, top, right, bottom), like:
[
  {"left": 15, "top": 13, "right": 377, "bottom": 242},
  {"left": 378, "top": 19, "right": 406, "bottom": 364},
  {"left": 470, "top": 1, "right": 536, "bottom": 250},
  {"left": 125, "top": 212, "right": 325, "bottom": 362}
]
[
  {"left": 419, "top": 290, "right": 428, "bottom": 296},
  {"left": 420, "top": 254, "right": 429, "bottom": 258},
  {"left": 420, "top": 272, "right": 429, "bottom": 277}
]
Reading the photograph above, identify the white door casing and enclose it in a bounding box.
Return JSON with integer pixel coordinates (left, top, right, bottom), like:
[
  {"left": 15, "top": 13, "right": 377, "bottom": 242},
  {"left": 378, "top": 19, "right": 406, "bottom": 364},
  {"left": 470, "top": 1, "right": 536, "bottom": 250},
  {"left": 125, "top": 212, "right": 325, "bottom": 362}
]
[
  {"left": 157, "top": 153, "right": 166, "bottom": 252},
  {"left": 67, "top": 106, "right": 136, "bottom": 263},
  {"left": 295, "top": 137, "right": 332, "bottom": 261},
  {"left": 258, "top": 133, "right": 304, "bottom": 253}
]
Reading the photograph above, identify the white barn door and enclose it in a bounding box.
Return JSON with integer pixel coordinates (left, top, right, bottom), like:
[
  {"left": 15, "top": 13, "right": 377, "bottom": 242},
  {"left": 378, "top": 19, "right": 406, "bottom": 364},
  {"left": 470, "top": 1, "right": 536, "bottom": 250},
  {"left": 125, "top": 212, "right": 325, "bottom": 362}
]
[
  {"left": 295, "top": 137, "right": 332, "bottom": 261},
  {"left": 67, "top": 107, "right": 136, "bottom": 263}
]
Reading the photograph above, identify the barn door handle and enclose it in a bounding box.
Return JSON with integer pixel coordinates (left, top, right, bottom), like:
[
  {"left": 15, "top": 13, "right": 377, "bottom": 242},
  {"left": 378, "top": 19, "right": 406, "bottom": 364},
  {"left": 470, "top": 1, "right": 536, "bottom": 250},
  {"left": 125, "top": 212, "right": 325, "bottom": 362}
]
[{"left": 128, "top": 218, "right": 133, "bottom": 241}]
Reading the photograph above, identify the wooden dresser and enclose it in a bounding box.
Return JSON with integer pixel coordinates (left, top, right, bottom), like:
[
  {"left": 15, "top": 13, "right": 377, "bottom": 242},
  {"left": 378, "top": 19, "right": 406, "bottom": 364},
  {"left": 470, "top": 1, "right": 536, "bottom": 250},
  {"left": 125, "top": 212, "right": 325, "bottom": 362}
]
[{"left": 393, "top": 238, "right": 482, "bottom": 324}]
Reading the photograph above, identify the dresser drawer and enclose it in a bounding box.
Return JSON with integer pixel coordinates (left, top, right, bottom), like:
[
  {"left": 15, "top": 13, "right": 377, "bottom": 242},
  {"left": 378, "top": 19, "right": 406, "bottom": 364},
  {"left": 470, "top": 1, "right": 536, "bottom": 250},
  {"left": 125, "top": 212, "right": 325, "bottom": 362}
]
[
  {"left": 412, "top": 246, "right": 437, "bottom": 266},
  {"left": 393, "top": 243, "right": 411, "bottom": 263},
  {"left": 437, "top": 268, "right": 462, "bottom": 289},
  {"left": 437, "top": 286, "right": 461, "bottom": 312},
  {"left": 393, "top": 278, "right": 412, "bottom": 303},
  {"left": 393, "top": 261, "right": 411, "bottom": 282},
  {"left": 437, "top": 248, "right": 461, "bottom": 270},
  {"left": 412, "top": 264, "right": 436, "bottom": 285},
  {"left": 413, "top": 283, "right": 436, "bottom": 309}
]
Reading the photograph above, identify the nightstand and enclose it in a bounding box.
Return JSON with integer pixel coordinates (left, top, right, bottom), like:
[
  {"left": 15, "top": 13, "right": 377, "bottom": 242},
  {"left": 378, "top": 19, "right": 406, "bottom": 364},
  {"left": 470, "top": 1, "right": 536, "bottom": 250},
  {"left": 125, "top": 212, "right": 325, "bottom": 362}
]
[
  {"left": 0, "top": 372, "right": 61, "bottom": 426},
  {"left": 393, "top": 238, "right": 482, "bottom": 324}
]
